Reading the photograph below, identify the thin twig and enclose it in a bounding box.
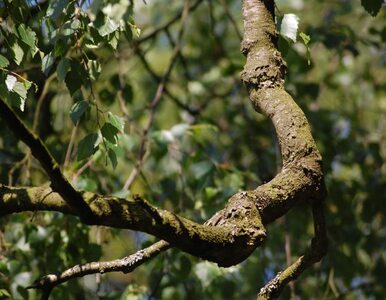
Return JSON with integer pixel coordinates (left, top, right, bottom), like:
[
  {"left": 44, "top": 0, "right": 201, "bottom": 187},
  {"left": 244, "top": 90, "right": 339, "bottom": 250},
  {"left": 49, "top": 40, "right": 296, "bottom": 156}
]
[
  {"left": 27, "top": 240, "right": 170, "bottom": 296},
  {"left": 164, "top": 27, "right": 192, "bottom": 80},
  {"left": 63, "top": 123, "right": 79, "bottom": 169},
  {"left": 134, "top": 46, "right": 200, "bottom": 115},
  {"left": 284, "top": 217, "right": 297, "bottom": 300},
  {"left": 72, "top": 158, "right": 94, "bottom": 182},
  {"left": 33, "top": 73, "right": 56, "bottom": 132}
]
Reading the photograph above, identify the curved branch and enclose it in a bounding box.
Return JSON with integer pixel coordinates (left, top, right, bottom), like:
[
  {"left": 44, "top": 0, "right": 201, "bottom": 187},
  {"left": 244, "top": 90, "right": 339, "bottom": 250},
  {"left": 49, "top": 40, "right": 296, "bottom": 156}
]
[{"left": 238, "top": 0, "right": 327, "bottom": 298}]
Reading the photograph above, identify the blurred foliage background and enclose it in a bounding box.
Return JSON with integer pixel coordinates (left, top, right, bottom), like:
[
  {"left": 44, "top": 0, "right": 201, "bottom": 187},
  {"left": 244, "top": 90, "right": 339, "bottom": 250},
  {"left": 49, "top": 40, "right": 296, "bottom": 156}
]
[{"left": 0, "top": 0, "right": 385, "bottom": 299}]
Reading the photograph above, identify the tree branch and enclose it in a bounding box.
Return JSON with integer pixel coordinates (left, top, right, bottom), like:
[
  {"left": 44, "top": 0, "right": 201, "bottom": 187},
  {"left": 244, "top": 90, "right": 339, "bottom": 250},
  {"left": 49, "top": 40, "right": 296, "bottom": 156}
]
[
  {"left": 239, "top": 0, "right": 328, "bottom": 298},
  {"left": 0, "top": 1, "right": 327, "bottom": 298},
  {"left": 0, "top": 99, "right": 93, "bottom": 220},
  {"left": 0, "top": 184, "right": 266, "bottom": 267},
  {"left": 27, "top": 240, "right": 170, "bottom": 296}
]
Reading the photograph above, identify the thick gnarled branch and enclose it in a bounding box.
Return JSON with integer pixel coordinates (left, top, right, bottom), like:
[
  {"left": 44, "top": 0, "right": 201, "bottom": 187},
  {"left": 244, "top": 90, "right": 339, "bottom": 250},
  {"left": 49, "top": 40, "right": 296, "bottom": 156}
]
[
  {"left": 240, "top": 0, "right": 327, "bottom": 298},
  {"left": 0, "top": 184, "right": 266, "bottom": 267}
]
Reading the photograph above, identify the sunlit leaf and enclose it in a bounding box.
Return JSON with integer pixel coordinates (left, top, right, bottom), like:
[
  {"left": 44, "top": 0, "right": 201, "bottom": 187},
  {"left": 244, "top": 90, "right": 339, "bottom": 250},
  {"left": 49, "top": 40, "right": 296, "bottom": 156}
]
[
  {"left": 0, "top": 55, "right": 9, "bottom": 68},
  {"left": 94, "top": 15, "right": 119, "bottom": 37},
  {"left": 5, "top": 75, "right": 17, "bottom": 91},
  {"left": 107, "top": 112, "right": 124, "bottom": 132},
  {"left": 17, "top": 24, "right": 37, "bottom": 55},
  {"left": 279, "top": 13, "right": 299, "bottom": 43},
  {"left": 299, "top": 32, "right": 312, "bottom": 65},
  {"left": 41, "top": 51, "right": 55, "bottom": 76},
  {"left": 87, "top": 60, "right": 101, "bottom": 80},
  {"left": 10, "top": 39, "right": 24, "bottom": 65},
  {"left": 12, "top": 82, "right": 28, "bottom": 111}
]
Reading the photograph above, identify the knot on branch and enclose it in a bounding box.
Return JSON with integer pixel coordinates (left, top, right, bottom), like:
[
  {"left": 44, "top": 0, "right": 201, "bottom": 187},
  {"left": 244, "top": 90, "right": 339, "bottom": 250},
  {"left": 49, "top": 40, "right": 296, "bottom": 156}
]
[
  {"left": 204, "top": 191, "right": 266, "bottom": 266},
  {"left": 241, "top": 47, "right": 286, "bottom": 89}
]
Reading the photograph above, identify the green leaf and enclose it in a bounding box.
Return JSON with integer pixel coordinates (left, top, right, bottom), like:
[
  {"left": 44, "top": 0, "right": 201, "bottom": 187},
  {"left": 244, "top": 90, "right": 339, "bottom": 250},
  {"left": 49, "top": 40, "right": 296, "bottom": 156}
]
[
  {"left": 108, "top": 147, "right": 118, "bottom": 169},
  {"left": 361, "top": 0, "right": 383, "bottom": 17},
  {"left": 65, "top": 70, "right": 82, "bottom": 95},
  {"left": 279, "top": 13, "right": 299, "bottom": 43},
  {"left": 101, "top": 122, "right": 119, "bottom": 144},
  {"left": 10, "top": 39, "right": 24, "bottom": 65},
  {"left": 127, "top": 22, "right": 141, "bottom": 38},
  {"left": 299, "top": 32, "right": 310, "bottom": 45},
  {"left": 106, "top": 30, "right": 120, "bottom": 49},
  {"left": 12, "top": 82, "right": 28, "bottom": 111},
  {"left": 57, "top": 57, "right": 71, "bottom": 82},
  {"left": 107, "top": 112, "right": 125, "bottom": 132},
  {"left": 87, "top": 60, "right": 101, "bottom": 80},
  {"left": 54, "top": 39, "right": 68, "bottom": 57},
  {"left": 64, "top": 61, "right": 87, "bottom": 95},
  {"left": 94, "top": 15, "right": 119, "bottom": 37},
  {"left": 23, "top": 80, "right": 32, "bottom": 91},
  {"left": 300, "top": 32, "right": 312, "bottom": 65},
  {"left": 17, "top": 24, "right": 37, "bottom": 55},
  {"left": 71, "top": 19, "right": 81, "bottom": 30},
  {"left": 205, "top": 187, "right": 219, "bottom": 199},
  {"left": 85, "top": 27, "right": 104, "bottom": 49},
  {"left": 78, "top": 133, "right": 99, "bottom": 161},
  {"left": 12, "top": 82, "right": 27, "bottom": 99},
  {"left": 69, "top": 100, "right": 89, "bottom": 125},
  {"left": 0, "top": 54, "right": 10, "bottom": 68},
  {"left": 41, "top": 51, "right": 55, "bottom": 76},
  {"left": 5, "top": 75, "right": 17, "bottom": 91},
  {"left": 0, "top": 289, "right": 11, "bottom": 298}
]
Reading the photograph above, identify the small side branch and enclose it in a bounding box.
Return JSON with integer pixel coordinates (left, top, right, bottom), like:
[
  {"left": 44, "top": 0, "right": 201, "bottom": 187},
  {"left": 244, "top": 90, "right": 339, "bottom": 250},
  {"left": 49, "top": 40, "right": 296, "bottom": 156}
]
[
  {"left": 257, "top": 200, "right": 328, "bottom": 299},
  {"left": 27, "top": 240, "right": 170, "bottom": 299}
]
